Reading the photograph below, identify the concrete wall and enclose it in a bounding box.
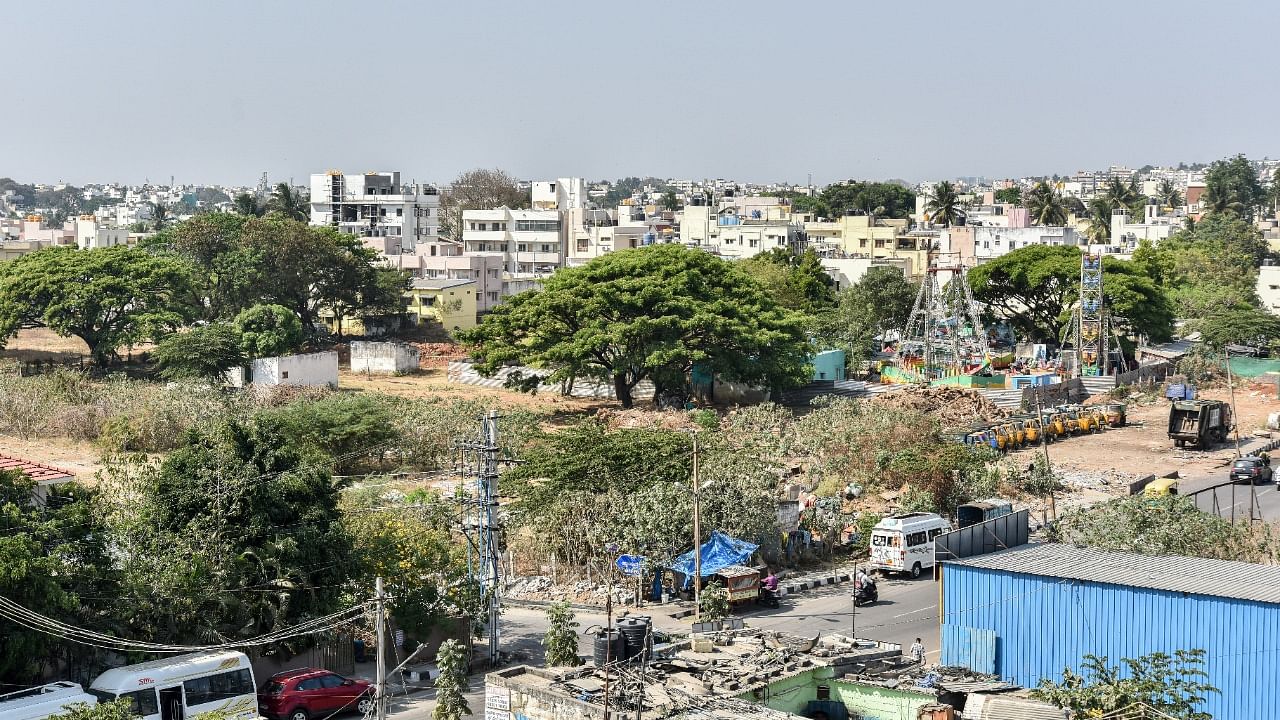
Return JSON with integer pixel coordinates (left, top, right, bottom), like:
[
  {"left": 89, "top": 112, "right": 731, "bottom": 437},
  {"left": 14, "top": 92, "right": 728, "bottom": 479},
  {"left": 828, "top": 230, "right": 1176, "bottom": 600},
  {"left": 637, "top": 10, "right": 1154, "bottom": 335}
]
[
  {"left": 351, "top": 341, "right": 420, "bottom": 374},
  {"left": 744, "top": 667, "right": 934, "bottom": 720},
  {"left": 231, "top": 351, "right": 339, "bottom": 388}
]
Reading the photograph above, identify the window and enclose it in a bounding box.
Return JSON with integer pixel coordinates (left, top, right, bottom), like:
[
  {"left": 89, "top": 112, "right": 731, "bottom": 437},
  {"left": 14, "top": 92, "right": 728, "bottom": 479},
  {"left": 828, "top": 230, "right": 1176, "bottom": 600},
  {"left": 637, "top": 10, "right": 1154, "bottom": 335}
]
[
  {"left": 488, "top": 269, "right": 499, "bottom": 278},
  {"left": 928, "top": 528, "right": 945, "bottom": 540},
  {"left": 185, "top": 669, "right": 254, "bottom": 706},
  {"left": 297, "top": 677, "right": 324, "bottom": 691},
  {"left": 487, "top": 292, "right": 499, "bottom": 302},
  {"left": 396, "top": 208, "right": 403, "bottom": 217},
  {"left": 515, "top": 220, "right": 561, "bottom": 232},
  {"left": 430, "top": 246, "right": 437, "bottom": 256},
  {"left": 281, "top": 371, "right": 289, "bottom": 379},
  {"left": 90, "top": 689, "right": 159, "bottom": 716},
  {"left": 540, "top": 244, "right": 551, "bottom": 253},
  {"left": 906, "top": 531, "right": 928, "bottom": 547},
  {"left": 517, "top": 244, "right": 527, "bottom": 252},
  {"left": 319, "top": 674, "right": 346, "bottom": 689}
]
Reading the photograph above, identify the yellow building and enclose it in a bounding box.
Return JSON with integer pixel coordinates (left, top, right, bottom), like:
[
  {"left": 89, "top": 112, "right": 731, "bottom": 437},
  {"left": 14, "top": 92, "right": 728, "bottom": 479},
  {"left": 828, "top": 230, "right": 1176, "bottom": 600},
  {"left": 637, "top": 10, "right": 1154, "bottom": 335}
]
[
  {"left": 405, "top": 278, "right": 478, "bottom": 332},
  {"left": 804, "top": 215, "right": 931, "bottom": 278}
]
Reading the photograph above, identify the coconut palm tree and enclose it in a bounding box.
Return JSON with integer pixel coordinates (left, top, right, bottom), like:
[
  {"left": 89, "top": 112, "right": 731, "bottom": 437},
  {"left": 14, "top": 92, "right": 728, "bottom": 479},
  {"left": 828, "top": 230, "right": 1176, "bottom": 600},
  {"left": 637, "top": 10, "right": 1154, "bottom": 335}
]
[
  {"left": 233, "top": 192, "right": 264, "bottom": 217},
  {"left": 1155, "top": 178, "right": 1182, "bottom": 209},
  {"left": 1102, "top": 177, "right": 1144, "bottom": 217},
  {"left": 1202, "top": 183, "right": 1245, "bottom": 217},
  {"left": 266, "top": 182, "right": 309, "bottom": 222},
  {"left": 924, "top": 181, "right": 964, "bottom": 227},
  {"left": 1024, "top": 181, "right": 1068, "bottom": 225},
  {"left": 1084, "top": 199, "right": 1113, "bottom": 242}
]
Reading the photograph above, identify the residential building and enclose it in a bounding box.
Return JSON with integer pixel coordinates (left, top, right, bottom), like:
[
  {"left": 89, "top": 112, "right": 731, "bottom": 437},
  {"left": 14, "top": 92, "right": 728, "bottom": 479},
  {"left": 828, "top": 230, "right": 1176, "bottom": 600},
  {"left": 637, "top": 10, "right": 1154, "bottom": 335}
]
[
  {"left": 461, "top": 207, "right": 564, "bottom": 277},
  {"left": 945, "top": 225, "right": 1081, "bottom": 265},
  {"left": 819, "top": 257, "right": 911, "bottom": 292},
  {"left": 1258, "top": 264, "right": 1280, "bottom": 316},
  {"left": 564, "top": 207, "right": 653, "bottom": 266},
  {"left": 309, "top": 171, "right": 440, "bottom": 252},
  {"left": 387, "top": 243, "right": 505, "bottom": 313},
  {"left": 941, "top": 543, "right": 1280, "bottom": 718},
  {"left": 74, "top": 216, "right": 128, "bottom": 249},
  {"left": 0, "top": 454, "right": 76, "bottom": 506},
  {"left": 531, "top": 178, "right": 588, "bottom": 211},
  {"left": 682, "top": 201, "right": 803, "bottom": 259},
  {"left": 808, "top": 215, "right": 929, "bottom": 279},
  {"left": 1108, "top": 206, "right": 1179, "bottom": 251},
  {"left": 406, "top": 278, "right": 478, "bottom": 332}
]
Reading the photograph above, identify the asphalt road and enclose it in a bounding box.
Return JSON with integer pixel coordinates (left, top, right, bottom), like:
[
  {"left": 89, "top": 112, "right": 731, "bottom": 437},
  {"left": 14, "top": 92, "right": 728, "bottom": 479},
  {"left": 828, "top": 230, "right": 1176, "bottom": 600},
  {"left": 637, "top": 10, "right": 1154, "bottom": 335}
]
[
  {"left": 383, "top": 573, "right": 942, "bottom": 720},
  {"left": 1170, "top": 435, "right": 1280, "bottom": 522}
]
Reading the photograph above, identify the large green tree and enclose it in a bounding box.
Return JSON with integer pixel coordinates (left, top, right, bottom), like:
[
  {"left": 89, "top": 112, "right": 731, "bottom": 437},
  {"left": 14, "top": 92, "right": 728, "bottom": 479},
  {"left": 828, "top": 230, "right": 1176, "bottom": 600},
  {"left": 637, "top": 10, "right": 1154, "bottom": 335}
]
[
  {"left": 968, "top": 245, "right": 1173, "bottom": 344},
  {"left": 924, "top": 181, "right": 963, "bottom": 226},
  {"left": 152, "top": 324, "right": 247, "bottom": 383},
  {"left": 818, "top": 181, "right": 916, "bottom": 219},
  {"left": 1203, "top": 153, "right": 1265, "bottom": 220},
  {"left": 459, "top": 244, "right": 811, "bottom": 408},
  {"left": 0, "top": 246, "right": 196, "bottom": 365},
  {"left": 812, "top": 266, "right": 917, "bottom": 363},
  {"left": 233, "top": 303, "right": 305, "bottom": 357},
  {"left": 1190, "top": 304, "right": 1280, "bottom": 350},
  {"left": 737, "top": 248, "right": 835, "bottom": 313},
  {"left": 1131, "top": 213, "right": 1269, "bottom": 318},
  {"left": 266, "top": 182, "right": 309, "bottom": 222}
]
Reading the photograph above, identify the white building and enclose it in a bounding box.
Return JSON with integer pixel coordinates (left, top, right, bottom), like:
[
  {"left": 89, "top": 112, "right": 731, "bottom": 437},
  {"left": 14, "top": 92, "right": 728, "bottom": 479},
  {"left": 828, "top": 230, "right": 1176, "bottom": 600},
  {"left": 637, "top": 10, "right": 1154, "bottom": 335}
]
[
  {"left": 531, "top": 178, "right": 588, "bottom": 211},
  {"left": 387, "top": 242, "right": 507, "bottom": 313},
  {"left": 227, "top": 351, "right": 340, "bottom": 389},
  {"left": 1258, "top": 265, "right": 1280, "bottom": 316},
  {"left": 461, "top": 207, "right": 564, "bottom": 276},
  {"left": 74, "top": 216, "right": 128, "bottom": 249},
  {"left": 309, "top": 171, "right": 440, "bottom": 252},
  {"left": 1109, "top": 206, "right": 1179, "bottom": 251},
  {"left": 967, "top": 225, "right": 1082, "bottom": 262},
  {"left": 680, "top": 201, "right": 802, "bottom": 259}
]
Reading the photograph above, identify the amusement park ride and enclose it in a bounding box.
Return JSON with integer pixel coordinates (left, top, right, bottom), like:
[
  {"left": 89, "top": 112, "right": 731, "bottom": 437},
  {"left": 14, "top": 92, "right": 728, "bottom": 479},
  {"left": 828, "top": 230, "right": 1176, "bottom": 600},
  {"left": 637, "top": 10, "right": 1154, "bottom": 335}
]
[{"left": 885, "top": 250, "right": 1119, "bottom": 385}]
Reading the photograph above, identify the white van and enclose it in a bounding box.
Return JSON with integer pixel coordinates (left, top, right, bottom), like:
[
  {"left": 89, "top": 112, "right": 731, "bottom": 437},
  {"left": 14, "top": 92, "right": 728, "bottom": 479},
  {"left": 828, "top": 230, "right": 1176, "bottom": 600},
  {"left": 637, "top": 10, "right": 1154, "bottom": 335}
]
[
  {"left": 89, "top": 650, "right": 258, "bottom": 720},
  {"left": 868, "top": 512, "right": 951, "bottom": 578},
  {"left": 0, "top": 681, "right": 100, "bottom": 720}
]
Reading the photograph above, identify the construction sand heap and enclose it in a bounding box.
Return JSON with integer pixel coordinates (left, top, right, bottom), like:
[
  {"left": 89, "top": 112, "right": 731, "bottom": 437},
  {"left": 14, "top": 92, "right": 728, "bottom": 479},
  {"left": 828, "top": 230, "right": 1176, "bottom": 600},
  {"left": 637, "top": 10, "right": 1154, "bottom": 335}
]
[{"left": 869, "top": 385, "right": 1009, "bottom": 426}]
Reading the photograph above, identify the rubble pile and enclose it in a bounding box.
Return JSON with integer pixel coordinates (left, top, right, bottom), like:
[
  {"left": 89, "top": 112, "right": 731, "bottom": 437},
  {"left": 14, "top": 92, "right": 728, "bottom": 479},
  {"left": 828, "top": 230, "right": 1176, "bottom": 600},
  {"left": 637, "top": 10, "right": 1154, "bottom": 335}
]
[
  {"left": 505, "top": 575, "right": 636, "bottom": 605},
  {"left": 410, "top": 342, "right": 467, "bottom": 369},
  {"left": 869, "top": 385, "right": 1008, "bottom": 426}
]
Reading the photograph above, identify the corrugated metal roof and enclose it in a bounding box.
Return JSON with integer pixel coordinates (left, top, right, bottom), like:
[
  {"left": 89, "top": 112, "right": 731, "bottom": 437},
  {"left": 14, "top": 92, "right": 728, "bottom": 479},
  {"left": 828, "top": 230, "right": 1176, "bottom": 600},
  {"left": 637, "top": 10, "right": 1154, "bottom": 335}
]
[
  {"left": 0, "top": 454, "right": 75, "bottom": 485},
  {"left": 946, "top": 543, "right": 1280, "bottom": 604},
  {"left": 966, "top": 693, "right": 1066, "bottom": 720}
]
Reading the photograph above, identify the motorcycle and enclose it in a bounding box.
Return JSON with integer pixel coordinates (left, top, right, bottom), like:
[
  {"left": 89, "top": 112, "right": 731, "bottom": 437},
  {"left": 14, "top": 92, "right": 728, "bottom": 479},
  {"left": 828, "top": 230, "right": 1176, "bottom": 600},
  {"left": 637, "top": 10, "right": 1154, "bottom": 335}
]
[
  {"left": 853, "top": 580, "right": 878, "bottom": 607},
  {"left": 757, "top": 586, "right": 781, "bottom": 609}
]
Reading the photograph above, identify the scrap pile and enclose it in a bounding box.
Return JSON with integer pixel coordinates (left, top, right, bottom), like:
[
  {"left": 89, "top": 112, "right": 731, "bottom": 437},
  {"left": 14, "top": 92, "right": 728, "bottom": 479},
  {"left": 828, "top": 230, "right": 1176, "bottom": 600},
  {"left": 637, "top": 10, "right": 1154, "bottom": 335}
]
[{"left": 869, "top": 385, "right": 1009, "bottom": 427}]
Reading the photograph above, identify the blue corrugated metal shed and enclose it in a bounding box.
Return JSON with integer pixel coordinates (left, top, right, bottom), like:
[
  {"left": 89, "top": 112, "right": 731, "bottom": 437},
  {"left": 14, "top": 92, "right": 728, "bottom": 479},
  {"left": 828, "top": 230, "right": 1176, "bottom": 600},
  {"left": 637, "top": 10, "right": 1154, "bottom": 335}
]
[{"left": 941, "top": 543, "right": 1280, "bottom": 719}]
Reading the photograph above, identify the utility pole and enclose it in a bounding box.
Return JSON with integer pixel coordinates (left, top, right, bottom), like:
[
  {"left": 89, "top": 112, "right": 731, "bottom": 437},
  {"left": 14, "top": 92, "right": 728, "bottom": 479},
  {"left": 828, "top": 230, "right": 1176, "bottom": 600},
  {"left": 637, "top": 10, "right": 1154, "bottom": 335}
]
[
  {"left": 375, "top": 576, "right": 386, "bottom": 720},
  {"left": 458, "top": 410, "right": 503, "bottom": 665},
  {"left": 692, "top": 433, "right": 703, "bottom": 621},
  {"left": 1034, "top": 392, "right": 1057, "bottom": 521},
  {"left": 1225, "top": 347, "right": 1243, "bottom": 458}
]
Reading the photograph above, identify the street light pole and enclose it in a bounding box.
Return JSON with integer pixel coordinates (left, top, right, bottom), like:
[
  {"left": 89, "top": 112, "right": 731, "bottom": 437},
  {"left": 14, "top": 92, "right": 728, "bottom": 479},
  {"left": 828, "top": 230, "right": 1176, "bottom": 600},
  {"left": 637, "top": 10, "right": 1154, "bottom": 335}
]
[{"left": 692, "top": 433, "right": 703, "bottom": 622}]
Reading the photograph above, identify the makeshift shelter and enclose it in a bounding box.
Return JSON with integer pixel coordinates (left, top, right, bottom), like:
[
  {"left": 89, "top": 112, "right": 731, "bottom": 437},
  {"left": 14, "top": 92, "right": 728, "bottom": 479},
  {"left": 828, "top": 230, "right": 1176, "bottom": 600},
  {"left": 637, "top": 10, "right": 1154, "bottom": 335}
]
[{"left": 669, "top": 531, "right": 759, "bottom": 588}]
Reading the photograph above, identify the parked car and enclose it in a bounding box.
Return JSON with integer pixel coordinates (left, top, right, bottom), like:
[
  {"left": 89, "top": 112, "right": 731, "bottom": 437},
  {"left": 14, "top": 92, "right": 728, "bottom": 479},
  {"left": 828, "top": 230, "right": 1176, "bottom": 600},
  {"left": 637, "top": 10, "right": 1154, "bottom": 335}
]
[
  {"left": 258, "top": 668, "right": 374, "bottom": 720},
  {"left": 1230, "top": 457, "right": 1273, "bottom": 485}
]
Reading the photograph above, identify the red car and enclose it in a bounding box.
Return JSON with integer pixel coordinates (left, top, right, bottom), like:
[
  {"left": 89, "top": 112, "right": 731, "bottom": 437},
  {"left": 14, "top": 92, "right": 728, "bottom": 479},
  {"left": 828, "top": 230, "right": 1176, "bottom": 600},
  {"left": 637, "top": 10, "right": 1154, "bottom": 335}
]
[{"left": 258, "top": 668, "right": 375, "bottom": 720}]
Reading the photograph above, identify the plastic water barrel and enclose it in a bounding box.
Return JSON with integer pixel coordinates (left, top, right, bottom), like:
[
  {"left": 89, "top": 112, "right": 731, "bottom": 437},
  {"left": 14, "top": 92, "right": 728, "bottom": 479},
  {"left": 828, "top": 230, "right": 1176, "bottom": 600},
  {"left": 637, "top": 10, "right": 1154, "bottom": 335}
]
[
  {"left": 617, "top": 616, "right": 652, "bottom": 661},
  {"left": 593, "top": 630, "right": 624, "bottom": 667}
]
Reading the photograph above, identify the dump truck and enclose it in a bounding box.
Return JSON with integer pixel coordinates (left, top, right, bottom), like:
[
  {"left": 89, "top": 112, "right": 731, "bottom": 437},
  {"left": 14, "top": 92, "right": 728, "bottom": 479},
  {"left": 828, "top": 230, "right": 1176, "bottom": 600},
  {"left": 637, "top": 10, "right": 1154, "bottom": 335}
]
[{"left": 1168, "top": 399, "right": 1232, "bottom": 449}]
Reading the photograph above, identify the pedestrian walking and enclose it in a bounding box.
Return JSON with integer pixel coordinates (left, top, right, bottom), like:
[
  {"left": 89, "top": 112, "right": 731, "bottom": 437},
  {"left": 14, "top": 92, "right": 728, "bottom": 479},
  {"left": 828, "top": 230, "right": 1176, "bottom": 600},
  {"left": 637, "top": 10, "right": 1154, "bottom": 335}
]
[{"left": 910, "top": 637, "right": 925, "bottom": 664}]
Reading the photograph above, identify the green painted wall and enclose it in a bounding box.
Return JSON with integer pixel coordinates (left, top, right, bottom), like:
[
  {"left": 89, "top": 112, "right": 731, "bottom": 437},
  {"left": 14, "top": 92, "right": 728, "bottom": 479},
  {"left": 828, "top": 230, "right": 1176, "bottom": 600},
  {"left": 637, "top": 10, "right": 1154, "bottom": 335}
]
[{"left": 737, "top": 669, "right": 933, "bottom": 720}]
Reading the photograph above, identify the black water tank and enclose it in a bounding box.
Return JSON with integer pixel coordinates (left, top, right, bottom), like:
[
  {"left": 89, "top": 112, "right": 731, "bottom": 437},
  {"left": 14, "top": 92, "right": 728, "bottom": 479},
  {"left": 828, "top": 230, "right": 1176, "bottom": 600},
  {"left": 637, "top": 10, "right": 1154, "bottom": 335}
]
[
  {"left": 617, "top": 616, "right": 652, "bottom": 661},
  {"left": 593, "top": 629, "right": 624, "bottom": 667}
]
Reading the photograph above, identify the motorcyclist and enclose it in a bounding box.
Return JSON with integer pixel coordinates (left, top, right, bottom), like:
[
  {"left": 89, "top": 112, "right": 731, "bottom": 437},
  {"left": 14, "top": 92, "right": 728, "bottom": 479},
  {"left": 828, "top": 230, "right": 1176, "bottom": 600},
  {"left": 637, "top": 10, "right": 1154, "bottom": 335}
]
[{"left": 763, "top": 570, "right": 779, "bottom": 593}]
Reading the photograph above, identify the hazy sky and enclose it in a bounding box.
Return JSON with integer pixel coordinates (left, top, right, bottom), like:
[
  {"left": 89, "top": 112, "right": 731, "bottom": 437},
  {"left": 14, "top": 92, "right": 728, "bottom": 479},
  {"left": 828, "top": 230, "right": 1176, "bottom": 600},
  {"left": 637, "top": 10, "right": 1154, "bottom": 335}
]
[{"left": 6, "top": 0, "right": 1278, "bottom": 187}]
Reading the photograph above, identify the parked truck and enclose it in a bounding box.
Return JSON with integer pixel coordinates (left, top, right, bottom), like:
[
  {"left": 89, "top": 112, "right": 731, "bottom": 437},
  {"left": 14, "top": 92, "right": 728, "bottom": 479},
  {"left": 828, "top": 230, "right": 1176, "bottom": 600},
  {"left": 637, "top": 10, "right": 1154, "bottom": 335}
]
[{"left": 1168, "top": 399, "right": 1232, "bottom": 449}]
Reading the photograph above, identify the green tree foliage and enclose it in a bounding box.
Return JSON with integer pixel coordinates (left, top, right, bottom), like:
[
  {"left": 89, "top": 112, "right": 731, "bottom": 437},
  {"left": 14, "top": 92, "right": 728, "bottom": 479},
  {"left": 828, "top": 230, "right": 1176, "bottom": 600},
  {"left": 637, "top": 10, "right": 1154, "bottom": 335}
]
[
  {"left": 698, "top": 583, "right": 729, "bottom": 621},
  {"left": 661, "top": 190, "right": 680, "bottom": 211},
  {"left": 816, "top": 181, "right": 916, "bottom": 219},
  {"left": 812, "top": 267, "right": 917, "bottom": 363},
  {"left": 152, "top": 324, "right": 246, "bottom": 383},
  {"left": 259, "top": 393, "right": 398, "bottom": 473},
  {"left": 541, "top": 602, "right": 582, "bottom": 666},
  {"left": 993, "top": 186, "right": 1022, "bottom": 205},
  {"left": 1102, "top": 177, "right": 1146, "bottom": 218},
  {"left": 48, "top": 699, "right": 139, "bottom": 720},
  {"left": 1132, "top": 213, "right": 1270, "bottom": 318},
  {"left": 968, "top": 245, "right": 1173, "bottom": 344},
  {"left": 924, "top": 181, "right": 963, "bottom": 226},
  {"left": 0, "top": 246, "right": 196, "bottom": 365},
  {"left": 1084, "top": 198, "right": 1113, "bottom": 242},
  {"left": 101, "top": 419, "right": 353, "bottom": 646},
  {"left": 233, "top": 193, "right": 264, "bottom": 217},
  {"left": 148, "top": 213, "right": 261, "bottom": 321},
  {"left": 1031, "top": 650, "right": 1217, "bottom": 719},
  {"left": 233, "top": 303, "right": 305, "bottom": 357},
  {"left": 1190, "top": 304, "right": 1280, "bottom": 350},
  {"left": 460, "top": 245, "right": 811, "bottom": 408},
  {"left": 433, "top": 639, "right": 472, "bottom": 720},
  {"left": 1156, "top": 178, "right": 1183, "bottom": 208},
  {"left": 737, "top": 249, "right": 836, "bottom": 313},
  {"left": 1203, "top": 153, "right": 1265, "bottom": 220},
  {"left": 1046, "top": 495, "right": 1269, "bottom": 560},
  {"left": 151, "top": 202, "right": 171, "bottom": 231},
  {"left": 1023, "top": 181, "right": 1068, "bottom": 225},
  {"left": 266, "top": 182, "right": 309, "bottom": 222}
]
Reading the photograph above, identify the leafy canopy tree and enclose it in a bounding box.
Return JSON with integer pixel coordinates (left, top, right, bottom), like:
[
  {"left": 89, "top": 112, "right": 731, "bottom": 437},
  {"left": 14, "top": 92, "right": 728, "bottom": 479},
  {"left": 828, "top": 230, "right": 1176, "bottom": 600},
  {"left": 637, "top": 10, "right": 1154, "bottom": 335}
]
[
  {"left": 1046, "top": 494, "right": 1259, "bottom": 560},
  {"left": 699, "top": 583, "right": 729, "bottom": 621},
  {"left": 811, "top": 266, "right": 917, "bottom": 364},
  {"left": 1189, "top": 304, "right": 1280, "bottom": 350},
  {"left": 233, "top": 303, "right": 305, "bottom": 357},
  {"left": 1131, "top": 212, "right": 1271, "bottom": 318},
  {"left": 266, "top": 182, "right": 309, "bottom": 222},
  {"left": 661, "top": 190, "right": 680, "bottom": 211},
  {"left": 433, "top": 639, "right": 472, "bottom": 720},
  {"left": 542, "top": 602, "right": 582, "bottom": 666},
  {"left": 967, "top": 245, "right": 1173, "bottom": 344},
  {"left": 459, "top": 244, "right": 812, "bottom": 408},
  {"left": 1031, "top": 650, "right": 1217, "bottom": 720},
  {"left": 152, "top": 324, "right": 246, "bottom": 383},
  {"left": 440, "top": 168, "right": 529, "bottom": 240},
  {"left": 147, "top": 213, "right": 262, "bottom": 321},
  {"left": 993, "top": 186, "right": 1022, "bottom": 205},
  {"left": 151, "top": 201, "right": 171, "bottom": 231},
  {"left": 0, "top": 246, "right": 196, "bottom": 365},
  {"left": 817, "top": 181, "right": 916, "bottom": 219},
  {"left": 737, "top": 248, "right": 836, "bottom": 313},
  {"left": 924, "top": 181, "right": 964, "bottom": 226},
  {"left": 1203, "top": 153, "right": 1265, "bottom": 220},
  {"left": 233, "top": 193, "right": 264, "bottom": 217}
]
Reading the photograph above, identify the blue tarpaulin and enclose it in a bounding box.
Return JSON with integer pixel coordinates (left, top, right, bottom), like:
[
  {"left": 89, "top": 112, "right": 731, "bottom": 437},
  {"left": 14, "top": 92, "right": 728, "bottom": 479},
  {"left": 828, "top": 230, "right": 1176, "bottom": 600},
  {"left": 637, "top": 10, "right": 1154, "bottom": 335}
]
[{"left": 668, "top": 531, "right": 759, "bottom": 587}]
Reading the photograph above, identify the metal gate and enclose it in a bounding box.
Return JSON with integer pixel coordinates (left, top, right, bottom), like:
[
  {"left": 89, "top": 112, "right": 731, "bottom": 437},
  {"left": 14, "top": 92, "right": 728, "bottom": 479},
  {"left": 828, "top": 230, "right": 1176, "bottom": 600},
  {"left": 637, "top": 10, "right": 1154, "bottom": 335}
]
[{"left": 309, "top": 631, "right": 355, "bottom": 676}]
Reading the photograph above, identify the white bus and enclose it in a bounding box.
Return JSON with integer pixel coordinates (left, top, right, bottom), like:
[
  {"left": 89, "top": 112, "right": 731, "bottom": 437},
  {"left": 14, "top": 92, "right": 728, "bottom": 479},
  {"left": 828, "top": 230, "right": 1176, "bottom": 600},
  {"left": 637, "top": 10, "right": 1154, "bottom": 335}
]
[
  {"left": 0, "top": 681, "right": 99, "bottom": 720},
  {"left": 868, "top": 512, "right": 951, "bottom": 578},
  {"left": 88, "top": 650, "right": 258, "bottom": 720}
]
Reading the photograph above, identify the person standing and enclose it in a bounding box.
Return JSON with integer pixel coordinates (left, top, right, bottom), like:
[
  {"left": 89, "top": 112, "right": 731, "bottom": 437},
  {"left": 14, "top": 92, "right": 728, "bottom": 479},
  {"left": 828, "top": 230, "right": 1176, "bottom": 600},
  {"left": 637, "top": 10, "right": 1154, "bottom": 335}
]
[{"left": 910, "top": 638, "right": 925, "bottom": 664}]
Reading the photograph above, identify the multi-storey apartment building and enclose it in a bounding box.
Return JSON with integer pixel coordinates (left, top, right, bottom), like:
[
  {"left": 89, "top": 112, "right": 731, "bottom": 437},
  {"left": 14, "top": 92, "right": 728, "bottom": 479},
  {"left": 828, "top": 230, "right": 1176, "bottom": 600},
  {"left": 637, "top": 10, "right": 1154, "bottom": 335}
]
[
  {"left": 308, "top": 171, "right": 440, "bottom": 252},
  {"left": 461, "top": 208, "right": 564, "bottom": 276}
]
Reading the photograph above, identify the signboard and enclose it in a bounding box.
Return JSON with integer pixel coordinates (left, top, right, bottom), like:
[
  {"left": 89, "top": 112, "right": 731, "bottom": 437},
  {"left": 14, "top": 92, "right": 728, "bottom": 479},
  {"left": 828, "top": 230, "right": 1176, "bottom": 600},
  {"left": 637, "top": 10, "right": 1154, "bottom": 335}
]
[
  {"left": 485, "top": 686, "right": 510, "bottom": 720},
  {"left": 615, "top": 554, "right": 645, "bottom": 577}
]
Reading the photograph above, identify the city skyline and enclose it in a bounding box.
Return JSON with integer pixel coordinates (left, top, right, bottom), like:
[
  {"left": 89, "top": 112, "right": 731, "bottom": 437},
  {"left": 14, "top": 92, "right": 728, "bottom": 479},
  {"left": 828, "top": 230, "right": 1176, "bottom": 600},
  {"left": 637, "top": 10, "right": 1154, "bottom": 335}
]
[{"left": 5, "top": 0, "right": 1279, "bottom": 186}]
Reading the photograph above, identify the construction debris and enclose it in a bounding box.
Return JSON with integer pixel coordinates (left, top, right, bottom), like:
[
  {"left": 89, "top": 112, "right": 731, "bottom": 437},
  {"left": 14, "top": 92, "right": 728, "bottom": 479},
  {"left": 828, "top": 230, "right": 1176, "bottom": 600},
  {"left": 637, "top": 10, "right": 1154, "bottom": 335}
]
[{"left": 868, "top": 385, "right": 1009, "bottom": 426}]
